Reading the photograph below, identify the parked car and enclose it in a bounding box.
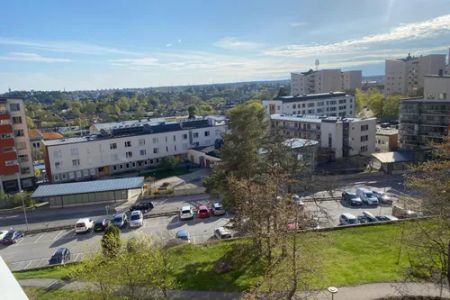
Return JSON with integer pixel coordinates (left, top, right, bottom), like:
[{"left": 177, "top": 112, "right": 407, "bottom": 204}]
[
  {"left": 392, "top": 205, "right": 421, "bottom": 219},
  {"left": 1, "top": 230, "right": 24, "bottom": 245},
  {"left": 129, "top": 201, "right": 154, "bottom": 213},
  {"left": 179, "top": 205, "right": 194, "bottom": 221},
  {"left": 214, "top": 227, "right": 232, "bottom": 239},
  {"left": 376, "top": 215, "right": 399, "bottom": 222},
  {"left": 129, "top": 210, "right": 144, "bottom": 228},
  {"left": 197, "top": 205, "right": 210, "bottom": 218},
  {"left": 341, "top": 192, "right": 363, "bottom": 206},
  {"left": 0, "top": 230, "right": 8, "bottom": 243},
  {"left": 362, "top": 211, "right": 378, "bottom": 222},
  {"left": 339, "top": 213, "right": 359, "bottom": 225},
  {"left": 49, "top": 248, "right": 71, "bottom": 265},
  {"left": 112, "top": 213, "right": 128, "bottom": 228},
  {"left": 356, "top": 188, "right": 379, "bottom": 206},
  {"left": 372, "top": 191, "right": 394, "bottom": 205},
  {"left": 75, "top": 218, "right": 94, "bottom": 234},
  {"left": 93, "top": 219, "right": 110, "bottom": 232},
  {"left": 176, "top": 229, "right": 191, "bottom": 243},
  {"left": 212, "top": 202, "right": 226, "bottom": 216}
]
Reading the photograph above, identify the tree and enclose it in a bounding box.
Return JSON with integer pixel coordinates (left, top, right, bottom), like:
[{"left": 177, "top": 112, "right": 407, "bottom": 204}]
[
  {"left": 160, "top": 155, "right": 180, "bottom": 170},
  {"left": 101, "top": 225, "right": 121, "bottom": 258},
  {"left": 382, "top": 95, "right": 402, "bottom": 120},
  {"left": 188, "top": 105, "right": 196, "bottom": 119}
]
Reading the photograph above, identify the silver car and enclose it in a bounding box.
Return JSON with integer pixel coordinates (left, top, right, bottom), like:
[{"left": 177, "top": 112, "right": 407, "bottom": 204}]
[{"left": 212, "top": 202, "right": 226, "bottom": 216}]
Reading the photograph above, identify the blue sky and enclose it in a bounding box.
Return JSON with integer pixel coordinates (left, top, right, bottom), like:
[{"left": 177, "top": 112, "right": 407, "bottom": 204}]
[{"left": 1, "top": 0, "right": 450, "bottom": 91}]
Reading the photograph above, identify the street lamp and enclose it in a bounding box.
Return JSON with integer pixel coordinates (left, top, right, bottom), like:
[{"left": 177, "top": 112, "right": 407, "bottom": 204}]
[{"left": 327, "top": 286, "right": 338, "bottom": 300}]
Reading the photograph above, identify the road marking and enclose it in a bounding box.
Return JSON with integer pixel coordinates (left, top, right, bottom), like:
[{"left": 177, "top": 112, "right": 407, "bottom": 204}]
[
  {"left": 15, "top": 237, "right": 25, "bottom": 245},
  {"left": 24, "top": 260, "right": 33, "bottom": 270},
  {"left": 52, "top": 230, "right": 64, "bottom": 241},
  {"left": 74, "top": 253, "right": 81, "bottom": 261},
  {"left": 33, "top": 234, "right": 45, "bottom": 244}
]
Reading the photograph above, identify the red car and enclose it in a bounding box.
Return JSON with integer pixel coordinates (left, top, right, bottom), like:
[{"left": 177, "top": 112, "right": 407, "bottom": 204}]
[{"left": 197, "top": 205, "right": 210, "bottom": 218}]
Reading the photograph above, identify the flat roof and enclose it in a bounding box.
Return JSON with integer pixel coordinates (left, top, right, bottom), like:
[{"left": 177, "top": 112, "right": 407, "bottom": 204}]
[
  {"left": 270, "top": 92, "right": 348, "bottom": 103},
  {"left": 283, "top": 138, "right": 319, "bottom": 149},
  {"left": 376, "top": 128, "right": 398, "bottom": 136},
  {"left": 32, "top": 177, "right": 144, "bottom": 198},
  {"left": 371, "top": 151, "right": 415, "bottom": 164},
  {"left": 271, "top": 114, "right": 374, "bottom": 123},
  {"left": 401, "top": 98, "right": 450, "bottom": 103}
]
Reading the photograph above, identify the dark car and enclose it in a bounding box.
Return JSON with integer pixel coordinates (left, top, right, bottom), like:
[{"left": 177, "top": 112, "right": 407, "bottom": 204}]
[
  {"left": 129, "top": 201, "right": 154, "bottom": 213},
  {"left": 49, "top": 248, "right": 71, "bottom": 265},
  {"left": 341, "top": 192, "right": 363, "bottom": 206},
  {"left": 2, "top": 230, "right": 24, "bottom": 245},
  {"left": 94, "top": 218, "right": 110, "bottom": 232}
]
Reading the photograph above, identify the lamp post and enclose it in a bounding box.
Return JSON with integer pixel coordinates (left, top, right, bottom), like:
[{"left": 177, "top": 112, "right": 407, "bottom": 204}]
[
  {"left": 21, "top": 195, "right": 29, "bottom": 231},
  {"left": 327, "top": 286, "right": 338, "bottom": 300}
]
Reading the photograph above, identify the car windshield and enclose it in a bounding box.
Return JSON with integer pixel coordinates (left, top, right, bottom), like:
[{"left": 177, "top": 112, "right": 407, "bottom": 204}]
[
  {"left": 215, "top": 205, "right": 222, "bottom": 209},
  {"left": 75, "top": 223, "right": 85, "bottom": 228},
  {"left": 200, "top": 209, "right": 208, "bottom": 213},
  {"left": 113, "top": 216, "right": 122, "bottom": 223},
  {"left": 348, "top": 218, "right": 357, "bottom": 224},
  {"left": 365, "top": 192, "right": 373, "bottom": 197},
  {"left": 182, "top": 209, "right": 191, "bottom": 214},
  {"left": 349, "top": 194, "right": 357, "bottom": 199},
  {"left": 130, "top": 214, "right": 140, "bottom": 220}
]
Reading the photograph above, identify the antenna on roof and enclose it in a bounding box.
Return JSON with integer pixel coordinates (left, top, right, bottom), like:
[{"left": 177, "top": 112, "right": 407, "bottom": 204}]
[{"left": 315, "top": 59, "right": 319, "bottom": 71}]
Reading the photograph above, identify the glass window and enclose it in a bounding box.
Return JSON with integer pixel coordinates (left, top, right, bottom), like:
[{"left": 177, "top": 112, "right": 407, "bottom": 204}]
[
  {"left": 110, "top": 143, "right": 117, "bottom": 149},
  {"left": 125, "top": 141, "right": 132, "bottom": 147},
  {"left": 9, "top": 103, "right": 20, "bottom": 112}
]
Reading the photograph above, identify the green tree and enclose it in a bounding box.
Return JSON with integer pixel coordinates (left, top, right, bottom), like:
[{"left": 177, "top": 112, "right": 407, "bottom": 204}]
[
  {"left": 26, "top": 116, "right": 35, "bottom": 129},
  {"left": 101, "top": 225, "right": 121, "bottom": 258},
  {"left": 382, "top": 95, "right": 402, "bottom": 120},
  {"left": 188, "top": 105, "right": 196, "bottom": 119},
  {"left": 160, "top": 155, "right": 180, "bottom": 170}
]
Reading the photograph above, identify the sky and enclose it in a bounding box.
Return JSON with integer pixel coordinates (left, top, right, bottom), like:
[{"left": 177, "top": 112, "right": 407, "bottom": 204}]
[{"left": 1, "top": 0, "right": 450, "bottom": 92}]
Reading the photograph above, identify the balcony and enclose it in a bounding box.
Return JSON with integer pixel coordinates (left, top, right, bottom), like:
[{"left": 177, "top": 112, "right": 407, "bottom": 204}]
[
  {"left": 0, "top": 151, "right": 19, "bottom": 175},
  {"left": 0, "top": 137, "right": 15, "bottom": 148},
  {"left": 0, "top": 124, "right": 13, "bottom": 134},
  {"left": 0, "top": 111, "right": 10, "bottom": 120}
]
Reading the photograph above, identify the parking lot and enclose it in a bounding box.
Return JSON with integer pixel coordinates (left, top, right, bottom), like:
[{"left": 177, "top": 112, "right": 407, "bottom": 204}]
[{"left": 0, "top": 213, "right": 232, "bottom": 271}]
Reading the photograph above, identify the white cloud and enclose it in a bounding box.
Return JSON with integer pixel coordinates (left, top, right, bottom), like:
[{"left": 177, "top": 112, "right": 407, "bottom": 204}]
[
  {"left": 0, "top": 37, "right": 141, "bottom": 56},
  {"left": 266, "top": 14, "right": 450, "bottom": 57},
  {"left": 177, "top": 39, "right": 182, "bottom": 43},
  {"left": 214, "top": 37, "right": 263, "bottom": 50},
  {"left": 166, "top": 43, "right": 172, "bottom": 47},
  {"left": 110, "top": 57, "right": 159, "bottom": 67},
  {"left": 0, "top": 52, "right": 71, "bottom": 63},
  {"left": 290, "top": 21, "right": 307, "bottom": 27}
]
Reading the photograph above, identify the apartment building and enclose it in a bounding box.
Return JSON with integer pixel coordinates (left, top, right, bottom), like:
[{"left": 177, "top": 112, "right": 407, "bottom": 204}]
[
  {"left": 263, "top": 92, "right": 355, "bottom": 118},
  {"left": 290, "top": 69, "right": 362, "bottom": 95},
  {"left": 375, "top": 127, "right": 399, "bottom": 152},
  {"left": 0, "top": 98, "right": 35, "bottom": 192},
  {"left": 43, "top": 116, "right": 227, "bottom": 183},
  {"left": 270, "top": 114, "right": 376, "bottom": 159},
  {"left": 399, "top": 74, "right": 450, "bottom": 150},
  {"left": 385, "top": 53, "right": 446, "bottom": 96}
]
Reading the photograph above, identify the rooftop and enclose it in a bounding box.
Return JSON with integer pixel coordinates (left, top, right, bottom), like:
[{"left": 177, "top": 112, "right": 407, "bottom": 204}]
[
  {"left": 271, "top": 92, "right": 348, "bottom": 103},
  {"left": 271, "top": 114, "right": 374, "bottom": 123},
  {"left": 32, "top": 177, "right": 144, "bottom": 198},
  {"left": 371, "top": 151, "right": 415, "bottom": 164},
  {"left": 376, "top": 128, "right": 399, "bottom": 136},
  {"left": 283, "top": 138, "right": 319, "bottom": 149},
  {"left": 42, "top": 131, "right": 64, "bottom": 140},
  {"left": 401, "top": 98, "right": 450, "bottom": 103}
]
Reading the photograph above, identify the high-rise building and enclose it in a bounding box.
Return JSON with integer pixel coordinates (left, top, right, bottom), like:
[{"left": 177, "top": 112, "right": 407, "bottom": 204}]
[
  {"left": 385, "top": 53, "right": 446, "bottom": 96},
  {"left": 0, "top": 98, "right": 35, "bottom": 192},
  {"left": 291, "top": 69, "right": 362, "bottom": 95}
]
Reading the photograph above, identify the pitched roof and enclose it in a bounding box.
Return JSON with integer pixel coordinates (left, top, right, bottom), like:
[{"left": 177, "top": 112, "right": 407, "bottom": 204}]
[
  {"left": 28, "top": 129, "right": 43, "bottom": 139},
  {"left": 41, "top": 132, "right": 64, "bottom": 140}
]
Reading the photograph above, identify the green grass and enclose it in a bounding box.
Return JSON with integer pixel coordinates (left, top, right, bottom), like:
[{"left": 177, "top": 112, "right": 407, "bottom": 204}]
[
  {"left": 140, "top": 167, "right": 194, "bottom": 179},
  {"left": 14, "top": 264, "right": 78, "bottom": 280},
  {"left": 23, "top": 287, "right": 111, "bottom": 300},
  {"left": 16, "top": 222, "right": 425, "bottom": 291}
]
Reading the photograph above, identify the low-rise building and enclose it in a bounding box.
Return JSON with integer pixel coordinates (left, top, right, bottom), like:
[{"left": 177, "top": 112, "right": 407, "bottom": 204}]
[
  {"left": 43, "top": 116, "right": 227, "bottom": 183},
  {"left": 370, "top": 151, "right": 415, "bottom": 174},
  {"left": 270, "top": 114, "right": 376, "bottom": 159},
  {"left": 283, "top": 138, "right": 319, "bottom": 173},
  {"left": 375, "top": 127, "right": 399, "bottom": 152},
  {"left": 0, "top": 98, "right": 35, "bottom": 192},
  {"left": 263, "top": 92, "right": 355, "bottom": 117},
  {"left": 29, "top": 129, "right": 64, "bottom": 161}
]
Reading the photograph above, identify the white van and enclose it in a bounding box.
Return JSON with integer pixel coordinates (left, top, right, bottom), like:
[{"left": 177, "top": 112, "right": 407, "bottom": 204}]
[
  {"left": 356, "top": 188, "right": 379, "bottom": 206},
  {"left": 75, "top": 218, "right": 94, "bottom": 234},
  {"left": 339, "top": 213, "right": 358, "bottom": 225}
]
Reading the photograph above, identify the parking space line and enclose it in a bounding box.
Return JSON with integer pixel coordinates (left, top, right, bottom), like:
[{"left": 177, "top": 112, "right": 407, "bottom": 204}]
[
  {"left": 23, "top": 260, "right": 33, "bottom": 270},
  {"left": 52, "top": 230, "right": 64, "bottom": 241},
  {"left": 15, "top": 237, "right": 25, "bottom": 245},
  {"left": 33, "top": 234, "right": 45, "bottom": 244},
  {"left": 74, "top": 253, "right": 81, "bottom": 261}
]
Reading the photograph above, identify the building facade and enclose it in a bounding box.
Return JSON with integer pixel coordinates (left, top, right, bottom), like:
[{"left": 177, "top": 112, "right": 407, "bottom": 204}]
[
  {"left": 263, "top": 92, "right": 355, "bottom": 118},
  {"left": 423, "top": 74, "right": 450, "bottom": 100},
  {"left": 0, "top": 98, "right": 34, "bottom": 192},
  {"left": 291, "top": 69, "right": 362, "bottom": 95},
  {"left": 44, "top": 116, "right": 227, "bottom": 183},
  {"left": 375, "top": 127, "right": 399, "bottom": 152},
  {"left": 270, "top": 114, "right": 376, "bottom": 159},
  {"left": 385, "top": 53, "right": 446, "bottom": 96}
]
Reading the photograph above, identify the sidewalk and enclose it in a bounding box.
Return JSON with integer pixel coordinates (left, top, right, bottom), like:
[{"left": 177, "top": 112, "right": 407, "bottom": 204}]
[{"left": 19, "top": 278, "right": 450, "bottom": 300}]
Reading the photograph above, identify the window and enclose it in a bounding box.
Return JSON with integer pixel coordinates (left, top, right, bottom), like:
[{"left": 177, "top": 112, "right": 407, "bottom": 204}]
[
  {"left": 70, "top": 148, "right": 79, "bottom": 155},
  {"left": 125, "top": 141, "right": 132, "bottom": 147},
  {"left": 18, "top": 154, "right": 29, "bottom": 163},
  {"left": 55, "top": 162, "right": 62, "bottom": 169},
  {"left": 20, "top": 167, "right": 30, "bottom": 175},
  {"left": 152, "top": 137, "right": 159, "bottom": 143},
  {"left": 360, "top": 145, "right": 368, "bottom": 152},
  {"left": 9, "top": 103, "right": 20, "bottom": 112},
  {"left": 174, "top": 145, "right": 177, "bottom": 151},
  {"left": 165, "top": 136, "right": 168, "bottom": 142},
  {"left": 140, "top": 149, "right": 146, "bottom": 156},
  {"left": 139, "top": 139, "right": 145, "bottom": 146},
  {"left": 173, "top": 135, "right": 176, "bottom": 141},
  {"left": 153, "top": 148, "right": 158, "bottom": 154},
  {"left": 182, "top": 134, "right": 188, "bottom": 140},
  {"left": 204, "top": 131, "right": 210, "bottom": 137},
  {"left": 360, "top": 135, "right": 368, "bottom": 142},
  {"left": 126, "top": 151, "right": 133, "bottom": 158},
  {"left": 12, "top": 116, "right": 22, "bottom": 124},
  {"left": 193, "top": 132, "right": 199, "bottom": 138},
  {"left": 14, "top": 129, "right": 24, "bottom": 137},
  {"left": 72, "top": 159, "right": 80, "bottom": 166},
  {"left": 16, "top": 141, "right": 26, "bottom": 150},
  {"left": 361, "top": 124, "right": 369, "bottom": 131},
  {"left": 165, "top": 146, "right": 169, "bottom": 152},
  {"left": 110, "top": 143, "right": 117, "bottom": 150}
]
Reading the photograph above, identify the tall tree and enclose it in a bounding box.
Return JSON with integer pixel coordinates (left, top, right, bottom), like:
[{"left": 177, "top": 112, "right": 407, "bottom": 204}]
[{"left": 101, "top": 225, "right": 121, "bottom": 258}]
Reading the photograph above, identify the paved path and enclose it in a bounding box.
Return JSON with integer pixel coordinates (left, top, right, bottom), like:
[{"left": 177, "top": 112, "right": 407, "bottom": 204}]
[{"left": 19, "top": 278, "right": 450, "bottom": 299}]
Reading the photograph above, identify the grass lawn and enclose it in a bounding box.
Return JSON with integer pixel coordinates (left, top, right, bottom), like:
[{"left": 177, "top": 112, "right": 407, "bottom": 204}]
[
  {"left": 140, "top": 167, "right": 194, "bottom": 180},
  {"left": 14, "top": 264, "right": 78, "bottom": 280},
  {"left": 16, "top": 222, "right": 422, "bottom": 292},
  {"left": 24, "top": 287, "right": 109, "bottom": 300}
]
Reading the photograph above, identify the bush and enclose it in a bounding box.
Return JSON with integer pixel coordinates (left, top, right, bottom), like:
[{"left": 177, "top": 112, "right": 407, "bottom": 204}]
[{"left": 101, "top": 225, "right": 121, "bottom": 257}]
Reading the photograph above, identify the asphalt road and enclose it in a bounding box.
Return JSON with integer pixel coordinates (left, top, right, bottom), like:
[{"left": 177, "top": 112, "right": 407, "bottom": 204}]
[{"left": 0, "top": 213, "right": 232, "bottom": 271}]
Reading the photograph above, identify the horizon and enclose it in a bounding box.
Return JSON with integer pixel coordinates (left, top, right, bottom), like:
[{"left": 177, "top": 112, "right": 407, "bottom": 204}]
[{"left": 1, "top": 0, "right": 450, "bottom": 92}]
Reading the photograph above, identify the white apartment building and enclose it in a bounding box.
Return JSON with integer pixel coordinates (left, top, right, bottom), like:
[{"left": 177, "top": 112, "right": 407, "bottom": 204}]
[
  {"left": 263, "top": 92, "right": 355, "bottom": 118},
  {"left": 0, "top": 98, "right": 35, "bottom": 192},
  {"left": 270, "top": 114, "right": 376, "bottom": 159},
  {"left": 44, "top": 116, "right": 227, "bottom": 183},
  {"left": 423, "top": 74, "right": 450, "bottom": 100},
  {"left": 385, "top": 53, "right": 446, "bottom": 96},
  {"left": 291, "top": 69, "right": 362, "bottom": 95}
]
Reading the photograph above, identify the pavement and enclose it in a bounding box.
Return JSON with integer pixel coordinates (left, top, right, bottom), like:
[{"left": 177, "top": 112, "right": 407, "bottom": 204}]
[
  {"left": 1, "top": 213, "right": 232, "bottom": 271},
  {"left": 19, "top": 278, "right": 450, "bottom": 299}
]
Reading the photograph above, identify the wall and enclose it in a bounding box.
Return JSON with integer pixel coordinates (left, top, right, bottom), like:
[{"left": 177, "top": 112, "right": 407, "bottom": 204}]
[
  {"left": 187, "top": 149, "right": 221, "bottom": 168},
  {"left": 424, "top": 76, "right": 450, "bottom": 100}
]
